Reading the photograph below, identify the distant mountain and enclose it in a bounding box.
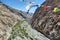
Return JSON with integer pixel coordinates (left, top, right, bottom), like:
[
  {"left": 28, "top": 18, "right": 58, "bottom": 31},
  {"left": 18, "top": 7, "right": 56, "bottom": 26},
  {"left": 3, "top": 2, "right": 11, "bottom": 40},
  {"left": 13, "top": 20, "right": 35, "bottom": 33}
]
[{"left": 0, "top": 1, "right": 33, "bottom": 23}]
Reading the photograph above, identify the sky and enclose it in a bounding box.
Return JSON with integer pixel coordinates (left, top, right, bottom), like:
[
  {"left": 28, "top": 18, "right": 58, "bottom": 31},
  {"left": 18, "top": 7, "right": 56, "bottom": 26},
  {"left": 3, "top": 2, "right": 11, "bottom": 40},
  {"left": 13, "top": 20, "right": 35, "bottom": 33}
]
[{"left": 0, "top": 0, "right": 45, "bottom": 13}]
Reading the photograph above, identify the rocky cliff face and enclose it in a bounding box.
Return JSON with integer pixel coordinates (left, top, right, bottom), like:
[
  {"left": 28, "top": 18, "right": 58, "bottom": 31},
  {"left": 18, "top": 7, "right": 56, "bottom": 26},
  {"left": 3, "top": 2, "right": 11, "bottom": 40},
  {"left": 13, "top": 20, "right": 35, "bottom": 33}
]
[{"left": 31, "top": 0, "right": 60, "bottom": 40}]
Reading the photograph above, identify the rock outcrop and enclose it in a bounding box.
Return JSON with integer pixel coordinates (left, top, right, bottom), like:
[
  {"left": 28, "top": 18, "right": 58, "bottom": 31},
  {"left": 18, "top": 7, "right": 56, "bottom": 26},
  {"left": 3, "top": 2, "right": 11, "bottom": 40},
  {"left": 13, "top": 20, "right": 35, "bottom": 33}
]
[{"left": 31, "top": 0, "right": 60, "bottom": 40}]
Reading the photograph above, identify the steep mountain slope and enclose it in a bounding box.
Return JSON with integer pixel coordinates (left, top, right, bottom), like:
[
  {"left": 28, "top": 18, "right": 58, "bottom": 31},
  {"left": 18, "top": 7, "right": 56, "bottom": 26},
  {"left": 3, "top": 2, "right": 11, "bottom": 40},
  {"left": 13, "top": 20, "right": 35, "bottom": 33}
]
[
  {"left": 0, "top": 2, "right": 23, "bottom": 40},
  {"left": 31, "top": 0, "right": 60, "bottom": 40},
  {"left": 0, "top": 2, "right": 49, "bottom": 40}
]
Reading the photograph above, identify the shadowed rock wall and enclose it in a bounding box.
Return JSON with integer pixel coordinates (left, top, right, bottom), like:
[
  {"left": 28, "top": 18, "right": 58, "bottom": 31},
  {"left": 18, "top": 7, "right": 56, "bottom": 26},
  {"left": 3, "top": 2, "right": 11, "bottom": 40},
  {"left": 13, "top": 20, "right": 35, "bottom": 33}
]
[{"left": 31, "top": 0, "right": 60, "bottom": 40}]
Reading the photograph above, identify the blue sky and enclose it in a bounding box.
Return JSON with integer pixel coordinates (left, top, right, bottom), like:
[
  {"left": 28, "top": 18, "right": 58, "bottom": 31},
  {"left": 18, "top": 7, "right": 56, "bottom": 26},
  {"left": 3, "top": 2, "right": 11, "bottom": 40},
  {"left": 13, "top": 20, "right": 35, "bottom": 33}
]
[{"left": 0, "top": 0, "right": 45, "bottom": 13}]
